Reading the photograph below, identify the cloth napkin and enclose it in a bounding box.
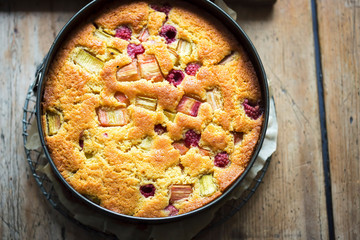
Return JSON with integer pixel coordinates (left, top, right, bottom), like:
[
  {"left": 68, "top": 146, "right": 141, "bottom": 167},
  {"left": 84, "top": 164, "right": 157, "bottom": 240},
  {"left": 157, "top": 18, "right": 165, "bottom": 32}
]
[{"left": 25, "top": 1, "right": 278, "bottom": 239}]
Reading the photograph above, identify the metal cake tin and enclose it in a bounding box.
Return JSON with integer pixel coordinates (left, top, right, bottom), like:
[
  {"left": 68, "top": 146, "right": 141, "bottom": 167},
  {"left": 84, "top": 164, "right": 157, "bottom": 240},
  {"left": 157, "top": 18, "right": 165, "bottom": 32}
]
[{"left": 34, "top": 0, "right": 269, "bottom": 224}]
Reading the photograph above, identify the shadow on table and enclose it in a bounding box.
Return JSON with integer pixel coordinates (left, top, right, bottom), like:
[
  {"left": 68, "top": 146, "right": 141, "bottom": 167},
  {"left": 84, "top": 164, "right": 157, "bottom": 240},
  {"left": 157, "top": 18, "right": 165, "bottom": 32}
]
[
  {"left": 0, "top": 0, "right": 90, "bottom": 12},
  {"left": 227, "top": 2, "right": 275, "bottom": 22},
  {"left": 0, "top": 0, "right": 275, "bottom": 15}
]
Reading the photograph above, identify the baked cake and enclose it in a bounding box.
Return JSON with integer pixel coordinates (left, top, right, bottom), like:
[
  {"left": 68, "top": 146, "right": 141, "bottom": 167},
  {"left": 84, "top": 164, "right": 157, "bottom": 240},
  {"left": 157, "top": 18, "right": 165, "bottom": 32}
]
[{"left": 41, "top": 1, "right": 264, "bottom": 218}]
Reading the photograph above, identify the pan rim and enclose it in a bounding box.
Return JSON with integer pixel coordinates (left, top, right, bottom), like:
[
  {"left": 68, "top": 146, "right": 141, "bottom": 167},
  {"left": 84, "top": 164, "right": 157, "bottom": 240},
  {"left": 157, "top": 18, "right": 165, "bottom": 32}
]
[{"left": 35, "top": 0, "right": 269, "bottom": 224}]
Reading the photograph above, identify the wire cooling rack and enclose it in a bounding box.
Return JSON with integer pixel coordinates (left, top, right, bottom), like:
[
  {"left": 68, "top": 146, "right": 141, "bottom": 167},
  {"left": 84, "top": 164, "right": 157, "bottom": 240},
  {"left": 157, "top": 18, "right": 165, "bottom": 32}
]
[{"left": 22, "top": 67, "right": 271, "bottom": 239}]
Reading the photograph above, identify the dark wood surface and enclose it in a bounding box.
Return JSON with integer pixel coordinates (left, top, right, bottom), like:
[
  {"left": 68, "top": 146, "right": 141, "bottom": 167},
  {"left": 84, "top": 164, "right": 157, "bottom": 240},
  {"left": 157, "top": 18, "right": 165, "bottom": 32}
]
[{"left": 0, "top": 0, "right": 359, "bottom": 239}]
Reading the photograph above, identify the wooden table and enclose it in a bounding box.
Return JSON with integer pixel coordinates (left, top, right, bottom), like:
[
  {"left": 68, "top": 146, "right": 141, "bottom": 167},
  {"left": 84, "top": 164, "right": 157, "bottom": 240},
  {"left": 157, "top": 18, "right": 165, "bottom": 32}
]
[{"left": 1, "top": 0, "right": 359, "bottom": 239}]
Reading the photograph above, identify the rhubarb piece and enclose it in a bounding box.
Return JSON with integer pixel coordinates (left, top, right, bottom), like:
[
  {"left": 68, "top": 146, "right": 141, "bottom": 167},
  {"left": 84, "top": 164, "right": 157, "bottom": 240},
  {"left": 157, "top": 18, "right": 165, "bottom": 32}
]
[
  {"left": 94, "top": 28, "right": 112, "bottom": 40},
  {"left": 206, "top": 89, "right": 223, "bottom": 111},
  {"left": 176, "top": 96, "right": 201, "bottom": 117},
  {"left": 140, "top": 184, "right": 155, "bottom": 198},
  {"left": 137, "top": 54, "right": 163, "bottom": 82},
  {"left": 46, "top": 111, "right": 62, "bottom": 136},
  {"left": 97, "top": 108, "right": 129, "bottom": 127},
  {"left": 97, "top": 47, "right": 121, "bottom": 62},
  {"left": 135, "top": 96, "right": 157, "bottom": 111},
  {"left": 165, "top": 204, "right": 178, "bottom": 216},
  {"left": 139, "top": 136, "right": 153, "bottom": 150},
  {"left": 177, "top": 39, "right": 193, "bottom": 57},
  {"left": 116, "top": 60, "right": 140, "bottom": 81},
  {"left": 243, "top": 99, "right": 262, "bottom": 119},
  {"left": 184, "top": 130, "right": 201, "bottom": 148},
  {"left": 154, "top": 124, "right": 167, "bottom": 135},
  {"left": 114, "top": 92, "right": 130, "bottom": 106},
  {"left": 164, "top": 110, "right": 176, "bottom": 121},
  {"left": 115, "top": 26, "right": 132, "bottom": 40},
  {"left": 219, "top": 51, "right": 237, "bottom": 65},
  {"left": 172, "top": 142, "right": 189, "bottom": 155},
  {"left": 151, "top": 4, "right": 172, "bottom": 16},
  {"left": 185, "top": 62, "right": 201, "bottom": 76},
  {"left": 232, "top": 131, "right": 244, "bottom": 145},
  {"left": 139, "top": 28, "right": 150, "bottom": 42},
  {"left": 166, "top": 69, "right": 185, "bottom": 87},
  {"left": 84, "top": 194, "right": 101, "bottom": 205},
  {"left": 127, "top": 43, "right": 145, "bottom": 58},
  {"left": 170, "top": 184, "right": 193, "bottom": 203},
  {"left": 199, "top": 174, "right": 217, "bottom": 197},
  {"left": 214, "top": 152, "right": 230, "bottom": 168},
  {"left": 85, "top": 152, "right": 94, "bottom": 159},
  {"left": 116, "top": 59, "right": 140, "bottom": 81},
  {"left": 160, "top": 25, "right": 177, "bottom": 44},
  {"left": 103, "top": 28, "right": 115, "bottom": 35},
  {"left": 199, "top": 148, "right": 211, "bottom": 156},
  {"left": 107, "top": 47, "right": 121, "bottom": 57},
  {"left": 73, "top": 48, "right": 104, "bottom": 73},
  {"left": 168, "top": 48, "right": 179, "bottom": 66}
]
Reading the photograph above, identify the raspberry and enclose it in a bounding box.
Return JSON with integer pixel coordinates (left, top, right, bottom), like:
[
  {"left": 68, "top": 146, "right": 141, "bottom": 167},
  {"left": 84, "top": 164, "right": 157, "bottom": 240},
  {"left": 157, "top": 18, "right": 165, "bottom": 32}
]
[
  {"left": 151, "top": 4, "right": 172, "bottom": 16},
  {"left": 103, "top": 133, "right": 108, "bottom": 138},
  {"left": 243, "top": 99, "right": 262, "bottom": 120},
  {"left": 185, "top": 63, "right": 201, "bottom": 76},
  {"left": 184, "top": 130, "right": 201, "bottom": 148},
  {"left": 214, "top": 152, "right": 230, "bottom": 168},
  {"left": 127, "top": 43, "right": 145, "bottom": 58},
  {"left": 166, "top": 70, "right": 184, "bottom": 87},
  {"left": 154, "top": 124, "right": 167, "bottom": 135},
  {"left": 140, "top": 184, "right": 155, "bottom": 198},
  {"left": 159, "top": 25, "right": 177, "bottom": 44},
  {"left": 115, "top": 26, "right": 132, "bottom": 41},
  {"left": 165, "top": 204, "right": 179, "bottom": 216}
]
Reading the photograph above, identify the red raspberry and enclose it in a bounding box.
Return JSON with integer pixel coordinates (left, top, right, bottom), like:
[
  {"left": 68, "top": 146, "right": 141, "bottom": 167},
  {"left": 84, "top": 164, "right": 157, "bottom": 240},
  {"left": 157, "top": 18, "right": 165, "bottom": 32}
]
[
  {"left": 154, "top": 124, "right": 167, "bottom": 135},
  {"left": 166, "top": 70, "right": 184, "bottom": 87},
  {"left": 127, "top": 43, "right": 145, "bottom": 58},
  {"left": 243, "top": 99, "right": 262, "bottom": 120},
  {"left": 214, "top": 152, "right": 230, "bottom": 168},
  {"left": 140, "top": 184, "right": 155, "bottom": 198},
  {"left": 185, "top": 63, "right": 201, "bottom": 76},
  {"left": 160, "top": 25, "right": 177, "bottom": 44},
  {"left": 115, "top": 26, "right": 132, "bottom": 41},
  {"left": 165, "top": 204, "right": 179, "bottom": 216},
  {"left": 151, "top": 4, "right": 172, "bottom": 16},
  {"left": 184, "top": 130, "right": 201, "bottom": 148}
]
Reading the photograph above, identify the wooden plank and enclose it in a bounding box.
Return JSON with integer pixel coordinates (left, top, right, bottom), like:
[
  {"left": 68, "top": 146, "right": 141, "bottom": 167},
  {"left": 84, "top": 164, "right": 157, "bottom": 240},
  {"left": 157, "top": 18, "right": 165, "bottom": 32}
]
[
  {"left": 197, "top": 0, "right": 329, "bottom": 239},
  {"left": 317, "top": 0, "right": 360, "bottom": 239},
  {"left": 0, "top": 3, "right": 105, "bottom": 239},
  {"left": 0, "top": 0, "right": 330, "bottom": 239}
]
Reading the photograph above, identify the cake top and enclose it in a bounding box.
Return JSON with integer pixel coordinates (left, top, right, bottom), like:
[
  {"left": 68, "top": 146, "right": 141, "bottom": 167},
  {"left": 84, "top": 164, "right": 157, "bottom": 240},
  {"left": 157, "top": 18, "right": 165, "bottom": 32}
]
[{"left": 42, "top": 1, "right": 264, "bottom": 218}]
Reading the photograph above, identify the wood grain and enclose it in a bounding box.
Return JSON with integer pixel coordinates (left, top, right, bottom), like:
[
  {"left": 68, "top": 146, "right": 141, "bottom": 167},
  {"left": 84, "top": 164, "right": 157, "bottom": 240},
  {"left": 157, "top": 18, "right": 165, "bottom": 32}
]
[
  {"left": 0, "top": 5, "right": 106, "bottom": 240},
  {"left": 196, "top": 0, "right": 329, "bottom": 239},
  {"left": 317, "top": 0, "right": 360, "bottom": 239},
  {"left": 2, "top": 0, "right": 358, "bottom": 239}
]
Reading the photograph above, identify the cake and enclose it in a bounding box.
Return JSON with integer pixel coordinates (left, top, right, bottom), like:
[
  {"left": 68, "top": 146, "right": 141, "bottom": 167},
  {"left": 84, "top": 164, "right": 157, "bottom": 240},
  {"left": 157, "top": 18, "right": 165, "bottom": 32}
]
[{"left": 41, "top": 1, "right": 264, "bottom": 218}]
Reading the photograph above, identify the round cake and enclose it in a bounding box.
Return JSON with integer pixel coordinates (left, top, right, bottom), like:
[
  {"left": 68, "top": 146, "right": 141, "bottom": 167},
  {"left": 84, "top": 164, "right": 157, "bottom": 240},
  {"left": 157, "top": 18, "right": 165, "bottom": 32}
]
[{"left": 41, "top": 1, "right": 264, "bottom": 218}]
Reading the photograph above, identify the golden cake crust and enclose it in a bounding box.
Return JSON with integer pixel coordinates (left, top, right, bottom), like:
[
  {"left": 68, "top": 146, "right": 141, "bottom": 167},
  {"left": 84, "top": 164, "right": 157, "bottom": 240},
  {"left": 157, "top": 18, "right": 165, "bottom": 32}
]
[{"left": 41, "top": 1, "right": 264, "bottom": 217}]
